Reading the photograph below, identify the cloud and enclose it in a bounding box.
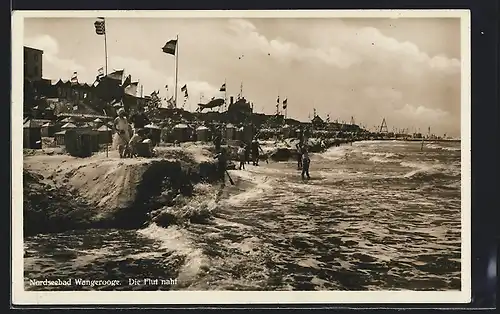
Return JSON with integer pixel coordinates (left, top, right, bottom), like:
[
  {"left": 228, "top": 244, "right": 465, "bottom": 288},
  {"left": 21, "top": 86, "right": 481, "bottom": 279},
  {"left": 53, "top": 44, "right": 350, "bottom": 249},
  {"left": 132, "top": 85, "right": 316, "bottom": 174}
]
[
  {"left": 363, "top": 86, "right": 403, "bottom": 101},
  {"left": 392, "top": 103, "right": 459, "bottom": 135},
  {"left": 228, "top": 19, "right": 460, "bottom": 75},
  {"left": 23, "top": 18, "right": 462, "bottom": 136},
  {"left": 395, "top": 103, "right": 450, "bottom": 120},
  {"left": 109, "top": 56, "right": 221, "bottom": 107},
  {"left": 224, "top": 19, "right": 461, "bottom": 136},
  {"left": 24, "top": 35, "right": 85, "bottom": 77},
  {"left": 227, "top": 19, "right": 359, "bottom": 69},
  {"left": 307, "top": 21, "right": 461, "bottom": 75}
]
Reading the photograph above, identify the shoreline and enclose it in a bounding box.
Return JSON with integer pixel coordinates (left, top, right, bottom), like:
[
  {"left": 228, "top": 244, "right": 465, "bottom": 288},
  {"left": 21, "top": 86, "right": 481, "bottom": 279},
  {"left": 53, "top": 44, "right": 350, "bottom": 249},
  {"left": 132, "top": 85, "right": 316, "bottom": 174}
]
[
  {"left": 23, "top": 139, "right": 462, "bottom": 292},
  {"left": 22, "top": 138, "right": 460, "bottom": 236}
]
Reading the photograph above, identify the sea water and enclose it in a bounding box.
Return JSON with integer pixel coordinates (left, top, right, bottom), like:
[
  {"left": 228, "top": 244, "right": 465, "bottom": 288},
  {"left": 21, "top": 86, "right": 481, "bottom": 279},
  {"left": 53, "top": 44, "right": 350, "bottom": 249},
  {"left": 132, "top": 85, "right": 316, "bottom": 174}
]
[{"left": 24, "top": 140, "right": 461, "bottom": 291}]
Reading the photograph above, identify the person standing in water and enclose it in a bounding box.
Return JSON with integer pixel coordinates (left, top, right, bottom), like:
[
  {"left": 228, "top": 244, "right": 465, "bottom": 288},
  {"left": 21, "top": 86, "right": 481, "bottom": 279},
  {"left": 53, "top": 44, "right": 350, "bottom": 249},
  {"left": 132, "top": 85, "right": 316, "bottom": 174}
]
[
  {"left": 214, "top": 148, "right": 228, "bottom": 187},
  {"left": 301, "top": 147, "right": 311, "bottom": 180},
  {"left": 251, "top": 138, "right": 261, "bottom": 166},
  {"left": 244, "top": 140, "right": 251, "bottom": 164},
  {"left": 237, "top": 143, "right": 246, "bottom": 170},
  {"left": 113, "top": 108, "right": 131, "bottom": 158},
  {"left": 296, "top": 142, "right": 303, "bottom": 170},
  {"left": 213, "top": 128, "right": 222, "bottom": 152}
]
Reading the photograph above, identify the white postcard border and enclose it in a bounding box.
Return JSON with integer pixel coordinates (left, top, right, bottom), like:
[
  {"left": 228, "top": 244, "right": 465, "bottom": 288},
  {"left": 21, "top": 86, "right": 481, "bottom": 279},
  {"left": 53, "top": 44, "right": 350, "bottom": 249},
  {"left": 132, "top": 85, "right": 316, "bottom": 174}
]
[{"left": 11, "top": 9, "right": 471, "bottom": 305}]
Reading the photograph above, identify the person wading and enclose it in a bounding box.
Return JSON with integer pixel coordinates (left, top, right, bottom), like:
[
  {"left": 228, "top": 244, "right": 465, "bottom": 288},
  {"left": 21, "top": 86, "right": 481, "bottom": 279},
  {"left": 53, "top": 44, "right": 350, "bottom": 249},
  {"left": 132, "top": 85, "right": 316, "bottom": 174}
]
[
  {"left": 237, "top": 143, "right": 246, "bottom": 170},
  {"left": 296, "top": 142, "right": 303, "bottom": 170},
  {"left": 251, "top": 138, "right": 261, "bottom": 166},
  {"left": 214, "top": 148, "right": 228, "bottom": 187},
  {"left": 213, "top": 129, "right": 222, "bottom": 152},
  {"left": 301, "top": 147, "right": 311, "bottom": 180},
  {"left": 245, "top": 141, "right": 251, "bottom": 164},
  {"left": 113, "top": 108, "right": 131, "bottom": 158}
]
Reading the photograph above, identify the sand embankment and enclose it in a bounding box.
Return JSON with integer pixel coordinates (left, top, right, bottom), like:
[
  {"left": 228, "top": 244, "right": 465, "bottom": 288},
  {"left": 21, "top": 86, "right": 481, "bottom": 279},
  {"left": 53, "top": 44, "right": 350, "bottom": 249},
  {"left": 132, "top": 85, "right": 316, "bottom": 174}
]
[
  {"left": 22, "top": 138, "right": 352, "bottom": 235},
  {"left": 23, "top": 147, "right": 221, "bottom": 235}
]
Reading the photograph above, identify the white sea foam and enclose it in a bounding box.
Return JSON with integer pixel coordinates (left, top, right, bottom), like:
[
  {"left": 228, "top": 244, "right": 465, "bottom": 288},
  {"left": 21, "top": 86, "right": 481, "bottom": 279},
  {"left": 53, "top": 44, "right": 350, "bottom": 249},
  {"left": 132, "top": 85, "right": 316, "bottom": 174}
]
[
  {"left": 368, "top": 156, "right": 392, "bottom": 163},
  {"left": 322, "top": 146, "right": 352, "bottom": 161},
  {"left": 223, "top": 168, "right": 274, "bottom": 206},
  {"left": 138, "top": 223, "right": 209, "bottom": 283},
  {"left": 442, "top": 147, "right": 461, "bottom": 151},
  {"left": 400, "top": 161, "right": 444, "bottom": 178},
  {"left": 425, "top": 143, "right": 461, "bottom": 152},
  {"left": 425, "top": 144, "right": 442, "bottom": 150}
]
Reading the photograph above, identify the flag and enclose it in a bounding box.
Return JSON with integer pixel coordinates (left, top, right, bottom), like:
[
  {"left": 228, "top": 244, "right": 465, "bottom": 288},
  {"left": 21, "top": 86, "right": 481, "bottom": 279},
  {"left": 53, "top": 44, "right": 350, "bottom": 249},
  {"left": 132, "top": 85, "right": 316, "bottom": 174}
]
[
  {"left": 165, "top": 85, "right": 168, "bottom": 90},
  {"left": 276, "top": 96, "right": 280, "bottom": 104},
  {"left": 94, "top": 18, "right": 105, "bottom": 35},
  {"left": 282, "top": 98, "right": 287, "bottom": 109},
  {"left": 167, "top": 96, "right": 175, "bottom": 108},
  {"left": 106, "top": 69, "right": 124, "bottom": 81},
  {"left": 219, "top": 83, "right": 226, "bottom": 92},
  {"left": 181, "top": 84, "right": 187, "bottom": 92},
  {"left": 97, "top": 67, "right": 104, "bottom": 78},
  {"left": 122, "top": 75, "right": 132, "bottom": 88},
  {"left": 124, "top": 82, "right": 138, "bottom": 96},
  {"left": 70, "top": 72, "right": 78, "bottom": 83},
  {"left": 162, "top": 39, "right": 177, "bottom": 55}
]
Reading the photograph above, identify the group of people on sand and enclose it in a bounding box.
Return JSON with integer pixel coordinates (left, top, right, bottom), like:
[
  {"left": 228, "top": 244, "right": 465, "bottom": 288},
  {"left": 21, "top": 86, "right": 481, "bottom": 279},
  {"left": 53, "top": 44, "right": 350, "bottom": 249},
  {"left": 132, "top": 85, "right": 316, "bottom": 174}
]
[
  {"left": 212, "top": 138, "right": 312, "bottom": 189},
  {"left": 237, "top": 139, "right": 263, "bottom": 170},
  {"left": 112, "top": 106, "right": 153, "bottom": 158}
]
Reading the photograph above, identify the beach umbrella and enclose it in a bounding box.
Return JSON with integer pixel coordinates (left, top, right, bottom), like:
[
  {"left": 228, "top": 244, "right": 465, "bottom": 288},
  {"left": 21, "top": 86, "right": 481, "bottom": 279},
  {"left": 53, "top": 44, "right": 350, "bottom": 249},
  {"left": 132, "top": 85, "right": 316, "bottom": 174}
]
[
  {"left": 61, "top": 122, "right": 77, "bottom": 129},
  {"left": 145, "top": 123, "right": 161, "bottom": 130},
  {"left": 173, "top": 123, "right": 189, "bottom": 129},
  {"left": 97, "top": 125, "right": 111, "bottom": 132}
]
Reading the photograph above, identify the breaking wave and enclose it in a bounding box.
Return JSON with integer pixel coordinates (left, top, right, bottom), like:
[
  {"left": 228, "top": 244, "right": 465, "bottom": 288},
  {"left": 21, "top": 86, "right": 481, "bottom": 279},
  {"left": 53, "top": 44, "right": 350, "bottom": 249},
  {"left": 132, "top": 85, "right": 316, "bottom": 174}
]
[{"left": 24, "top": 140, "right": 462, "bottom": 291}]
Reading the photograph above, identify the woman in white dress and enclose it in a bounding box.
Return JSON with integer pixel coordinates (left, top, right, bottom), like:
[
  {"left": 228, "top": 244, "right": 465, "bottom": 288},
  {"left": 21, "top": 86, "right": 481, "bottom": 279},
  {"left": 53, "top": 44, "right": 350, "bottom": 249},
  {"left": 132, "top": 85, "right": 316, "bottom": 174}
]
[{"left": 112, "top": 108, "right": 131, "bottom": 158}]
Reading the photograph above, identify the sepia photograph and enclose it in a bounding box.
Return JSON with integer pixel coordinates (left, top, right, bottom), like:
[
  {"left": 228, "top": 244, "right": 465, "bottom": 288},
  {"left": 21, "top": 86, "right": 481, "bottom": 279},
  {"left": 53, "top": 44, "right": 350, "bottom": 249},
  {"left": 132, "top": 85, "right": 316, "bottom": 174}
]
[{"left": 12, "top": 10, "right": 471, "bottom": 305}]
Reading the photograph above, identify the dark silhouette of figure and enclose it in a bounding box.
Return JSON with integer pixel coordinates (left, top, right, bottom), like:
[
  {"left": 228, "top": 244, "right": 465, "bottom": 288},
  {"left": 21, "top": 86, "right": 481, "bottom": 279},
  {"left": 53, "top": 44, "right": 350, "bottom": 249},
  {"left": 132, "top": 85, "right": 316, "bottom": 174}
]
[{"left": 301, "top": 148, "right": 311, "bottom": 180}]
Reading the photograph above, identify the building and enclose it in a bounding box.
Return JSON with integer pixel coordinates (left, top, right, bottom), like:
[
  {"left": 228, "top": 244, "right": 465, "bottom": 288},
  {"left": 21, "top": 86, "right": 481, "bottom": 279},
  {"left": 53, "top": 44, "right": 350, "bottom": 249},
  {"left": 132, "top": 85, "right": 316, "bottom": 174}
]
[
  {"left": 24, "top": 46, "right": 43, "bottom": 81},
  {"left": 54, "top": 80, "right": 97, "bottom": 102}
]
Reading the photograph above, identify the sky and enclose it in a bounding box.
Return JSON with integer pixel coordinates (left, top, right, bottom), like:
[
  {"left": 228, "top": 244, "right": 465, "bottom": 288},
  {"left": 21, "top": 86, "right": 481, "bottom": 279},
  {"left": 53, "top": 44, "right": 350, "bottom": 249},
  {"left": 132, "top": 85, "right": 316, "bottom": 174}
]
[{"left": 24, "top": 16, "right": 462, "bottom": 136}]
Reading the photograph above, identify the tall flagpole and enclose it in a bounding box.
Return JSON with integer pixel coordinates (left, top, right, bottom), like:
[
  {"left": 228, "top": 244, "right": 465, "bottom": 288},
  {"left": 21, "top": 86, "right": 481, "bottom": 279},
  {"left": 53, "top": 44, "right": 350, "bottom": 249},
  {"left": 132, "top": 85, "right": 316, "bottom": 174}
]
[
  {"left": 224, "top": 78, "right": 227, "bottom": 112},
  {"left": 285, "top": 97, "right": 288, "bottom": 120},
  {"left": 174, "top": 34, "right": 179, "bottom": 108},
  {"left": 104, "top": 19, "right": 108, "bottom": 76},
  {"left": 276, "top": 91, "right": 280, "bottom": 115}
]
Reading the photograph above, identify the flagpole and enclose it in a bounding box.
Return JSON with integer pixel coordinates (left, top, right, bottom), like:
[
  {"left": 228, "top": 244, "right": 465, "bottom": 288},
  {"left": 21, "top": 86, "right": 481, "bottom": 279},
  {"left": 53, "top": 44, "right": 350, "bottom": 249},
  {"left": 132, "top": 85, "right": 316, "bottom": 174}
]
[
  {"left": 174, "top": 34, "right": 179, "bottom": 108},
  {"left": 285, "top": 97, "right": 288, "bottom": 120},
  {"left": 103, "top": 18, "right": 108, "bottom": 75},
  {"left": 276, "top": 91, "right": 280, "bottom": 115},
  {"left": 224, "top": 78, "right": 227, "bottom": 112},
  {"left": 103, "top": 17, "right": 109, "bottom": 158}
]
